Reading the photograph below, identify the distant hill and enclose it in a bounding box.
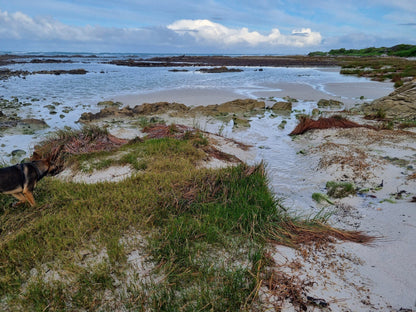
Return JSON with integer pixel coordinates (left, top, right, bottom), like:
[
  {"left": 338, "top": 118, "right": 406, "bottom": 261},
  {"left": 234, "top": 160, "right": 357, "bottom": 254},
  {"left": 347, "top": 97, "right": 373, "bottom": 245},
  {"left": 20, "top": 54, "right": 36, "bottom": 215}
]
[{"left": 309, "top": 44, "right": 416, "bottom": 57}]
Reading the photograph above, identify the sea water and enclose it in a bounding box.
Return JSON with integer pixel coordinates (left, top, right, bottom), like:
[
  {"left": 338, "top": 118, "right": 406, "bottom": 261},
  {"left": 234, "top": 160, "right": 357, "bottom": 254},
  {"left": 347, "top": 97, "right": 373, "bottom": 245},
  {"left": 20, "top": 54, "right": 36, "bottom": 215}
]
[
  {"left": 1, "top": 54, "right": 389, "bottom": 126},
  {"left": 0, "top": 53, "right": 396, "bottom": 215},
  {"left": 0, "top": 54, "right": 392, "bottom": 177}
]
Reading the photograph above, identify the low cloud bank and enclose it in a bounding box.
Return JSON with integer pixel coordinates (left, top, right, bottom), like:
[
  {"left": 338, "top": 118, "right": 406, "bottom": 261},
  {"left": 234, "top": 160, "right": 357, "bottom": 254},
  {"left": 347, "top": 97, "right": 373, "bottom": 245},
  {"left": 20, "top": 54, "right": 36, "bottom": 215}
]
[{"left": 0, "top": 10, "right": 321, "bottom": 51}]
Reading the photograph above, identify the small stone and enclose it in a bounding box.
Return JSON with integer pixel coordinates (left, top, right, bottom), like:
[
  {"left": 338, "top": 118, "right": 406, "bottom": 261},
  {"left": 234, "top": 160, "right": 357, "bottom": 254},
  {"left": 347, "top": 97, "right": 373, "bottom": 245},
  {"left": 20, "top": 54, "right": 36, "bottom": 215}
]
[{"left": 11, "top": 149, "right": 26, "bottom": 157}]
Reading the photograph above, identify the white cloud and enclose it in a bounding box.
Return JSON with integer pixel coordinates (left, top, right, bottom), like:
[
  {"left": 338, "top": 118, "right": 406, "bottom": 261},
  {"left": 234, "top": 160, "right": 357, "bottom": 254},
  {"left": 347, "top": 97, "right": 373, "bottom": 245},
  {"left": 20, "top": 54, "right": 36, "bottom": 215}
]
[
  {"left": 0, "top": 10, "right": 321, "bottom": 52},
  {"left": 0, "top": 10, "right": 100, "bottom": 41},
  {"left": 168, "top": 19, "right": 322, "bottom": 47}
]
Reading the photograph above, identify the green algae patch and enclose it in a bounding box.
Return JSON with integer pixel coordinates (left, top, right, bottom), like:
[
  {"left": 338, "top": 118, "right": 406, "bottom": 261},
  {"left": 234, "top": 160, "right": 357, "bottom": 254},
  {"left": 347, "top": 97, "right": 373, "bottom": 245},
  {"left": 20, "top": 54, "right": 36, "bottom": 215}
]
[{"left": 326, "top": 181, "right": 356, "bottom": 198}]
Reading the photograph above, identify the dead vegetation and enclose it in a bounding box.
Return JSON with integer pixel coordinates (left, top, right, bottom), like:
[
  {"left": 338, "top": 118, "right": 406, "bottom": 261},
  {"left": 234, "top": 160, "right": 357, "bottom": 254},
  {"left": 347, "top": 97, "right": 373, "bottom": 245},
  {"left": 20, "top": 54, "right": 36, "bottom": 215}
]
[
  {"left": 264, "top": 269, "right": 313, "bottom": 311},
  {"left": 142, "top": 123, "right": 195, "bottom": 139},
  {"left": 33, "top": 126, "right": 129, "bottom": 174},
  {"left": 269, "top": 220, "right": 373, "bottom": 247},
  {"left": 290, "top": 116, "right": 376, "bottom": 135},
  {"left": 313, "top": 142, "right": 377, "bottom": 180}
]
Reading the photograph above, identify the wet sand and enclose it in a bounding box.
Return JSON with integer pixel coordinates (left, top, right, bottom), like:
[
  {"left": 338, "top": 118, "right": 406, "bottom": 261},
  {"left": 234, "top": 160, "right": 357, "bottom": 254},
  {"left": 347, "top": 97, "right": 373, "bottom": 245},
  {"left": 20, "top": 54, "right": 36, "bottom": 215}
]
[
  {"left": 112, "top": 88, "right": 244, "bottom": 107},
  {"left": 112, "top": 80, "right": 394, "bottom": 108},
  {"left": 253, "top": 81, "right": 394, "bottom": 106}
]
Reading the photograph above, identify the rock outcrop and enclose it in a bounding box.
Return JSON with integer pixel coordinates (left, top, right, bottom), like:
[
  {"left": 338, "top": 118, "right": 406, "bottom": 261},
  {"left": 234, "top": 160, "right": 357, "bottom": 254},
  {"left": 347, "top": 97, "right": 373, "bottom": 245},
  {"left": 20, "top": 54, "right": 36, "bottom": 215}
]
[
  {"left": 271, "top": 101, "right": 292, "bottom": 112},
  {"left": 361, "top": 81, "right": 416, "bottom": 119},
  {"left": 191, "top": 99, "right": 265, "bottom": 116},
  {"left": 198, "top": 66, "right": 243, "bottom": 73},
  {"left": 79, "top": 99, "right": 266, "bottom": 122},
  {"left": 317, "top": 99, "right": 344, "bottom": 108},
  {"left": 0, "top": 117, "right": 48, "bottom": 131},
  {"left": 80, "top": 102, "right": 190, "bottom": 121}
]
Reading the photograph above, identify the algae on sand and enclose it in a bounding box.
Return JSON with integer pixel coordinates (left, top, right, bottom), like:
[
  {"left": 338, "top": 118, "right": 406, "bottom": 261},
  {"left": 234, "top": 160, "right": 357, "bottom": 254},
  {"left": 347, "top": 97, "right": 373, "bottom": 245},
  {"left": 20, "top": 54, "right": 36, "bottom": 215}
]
[
  {"left": 326, "top": 181, "right": 356, "bottom": 198},
  {"left": 312, "top": 192, "right": 335, "bottom": 205}
]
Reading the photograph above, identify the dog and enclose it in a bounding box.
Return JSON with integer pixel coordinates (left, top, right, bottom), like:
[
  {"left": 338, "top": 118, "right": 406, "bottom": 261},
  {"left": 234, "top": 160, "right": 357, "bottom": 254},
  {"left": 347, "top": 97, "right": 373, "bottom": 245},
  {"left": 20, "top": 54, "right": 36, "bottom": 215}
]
[{"left": 0, "top": 153, "right": 53, "bottom": 207}]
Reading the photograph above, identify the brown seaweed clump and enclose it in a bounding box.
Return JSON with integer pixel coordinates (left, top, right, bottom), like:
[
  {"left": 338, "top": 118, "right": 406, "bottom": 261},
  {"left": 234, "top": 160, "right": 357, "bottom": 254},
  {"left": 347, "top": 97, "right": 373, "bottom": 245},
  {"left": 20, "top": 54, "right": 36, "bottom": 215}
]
[
  {"left": 33, "top": 126, "right": 128, "bottom": 174},
  {"left": 290, "top": 116, "right": 376, "bottom": 135},
  {"left": 142, "top": 123, "right": 195, "bottom": 139}
]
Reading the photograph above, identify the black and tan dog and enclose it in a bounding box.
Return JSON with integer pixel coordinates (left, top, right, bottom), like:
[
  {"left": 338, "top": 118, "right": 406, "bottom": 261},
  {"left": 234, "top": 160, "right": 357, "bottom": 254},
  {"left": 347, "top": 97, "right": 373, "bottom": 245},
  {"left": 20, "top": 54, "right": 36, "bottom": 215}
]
[{"left": 0, "top": 153, "right": 53, "bottom": 207}]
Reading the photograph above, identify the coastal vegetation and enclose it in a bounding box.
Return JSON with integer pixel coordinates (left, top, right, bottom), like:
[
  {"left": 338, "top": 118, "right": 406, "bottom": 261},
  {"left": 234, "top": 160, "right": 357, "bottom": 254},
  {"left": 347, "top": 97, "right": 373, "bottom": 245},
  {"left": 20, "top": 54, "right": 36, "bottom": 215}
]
[
  {"left": 309, "top": 44, "right": 416, "bottom": 87},
  {"left": 339, "top": 57, "right": 416, "bottom": 88},
  {"left": 308, "top": 44, "right": 416, "bottom": 57},
  {"left": 0, "top": 126, "right": 371, "bottom": 311}
]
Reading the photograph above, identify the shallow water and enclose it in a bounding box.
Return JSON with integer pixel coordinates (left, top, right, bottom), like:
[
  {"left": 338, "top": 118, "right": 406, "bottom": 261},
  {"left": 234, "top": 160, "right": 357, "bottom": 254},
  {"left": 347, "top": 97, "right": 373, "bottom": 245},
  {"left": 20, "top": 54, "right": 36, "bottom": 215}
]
[
  {"left": 0, "top": 54, "right": 392, "bottom": 169},
  {"left": 213, "top": 106, "right": 325, "bottom": 215}
]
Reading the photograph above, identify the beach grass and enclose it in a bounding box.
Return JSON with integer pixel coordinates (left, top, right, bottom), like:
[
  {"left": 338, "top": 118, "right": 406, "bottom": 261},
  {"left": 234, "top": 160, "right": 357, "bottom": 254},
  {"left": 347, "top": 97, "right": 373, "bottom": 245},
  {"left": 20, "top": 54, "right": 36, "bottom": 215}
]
[{"left": 0, "top": 128, "right": 371, "bottom": 311}]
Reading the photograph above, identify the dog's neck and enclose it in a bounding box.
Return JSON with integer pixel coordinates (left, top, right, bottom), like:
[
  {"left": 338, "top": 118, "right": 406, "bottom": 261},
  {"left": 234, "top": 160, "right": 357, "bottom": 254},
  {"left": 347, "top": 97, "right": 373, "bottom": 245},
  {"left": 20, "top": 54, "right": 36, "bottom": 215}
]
[{"left": 31, "top": 161, "right": 48, "bottom": 179}]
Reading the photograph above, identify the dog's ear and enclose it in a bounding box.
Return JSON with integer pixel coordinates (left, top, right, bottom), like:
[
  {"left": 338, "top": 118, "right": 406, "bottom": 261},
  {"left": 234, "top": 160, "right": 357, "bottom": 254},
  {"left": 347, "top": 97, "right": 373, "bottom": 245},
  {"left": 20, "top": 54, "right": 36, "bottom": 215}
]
[{"left": 31, "top": 152, "right": 42, "bottom": 161}]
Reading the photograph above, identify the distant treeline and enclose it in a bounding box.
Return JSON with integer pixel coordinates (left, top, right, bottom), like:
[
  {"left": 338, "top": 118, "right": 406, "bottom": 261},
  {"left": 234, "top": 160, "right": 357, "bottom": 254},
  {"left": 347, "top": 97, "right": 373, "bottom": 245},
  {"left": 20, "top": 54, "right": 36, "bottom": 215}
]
[{"left": 309, "top": 44, "right": 416, "bottom": 57}]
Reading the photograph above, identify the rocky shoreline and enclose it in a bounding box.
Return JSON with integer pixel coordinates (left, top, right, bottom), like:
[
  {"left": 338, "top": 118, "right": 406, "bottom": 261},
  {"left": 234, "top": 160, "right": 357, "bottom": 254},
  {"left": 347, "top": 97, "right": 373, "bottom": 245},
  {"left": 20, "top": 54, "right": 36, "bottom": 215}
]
[
  {"left": 0, "top": 68, "right": 87, "bottom": 80},
  {"left": 0, "top": 67, "right": 415, "bottom": 309},
  {"left": 61, "top": 82, "right": 416, "bottom": 310},
  {"left": 1, "top": 53, "right": 414, "bottom": 88},
  {"left": 107, "top": 55, "right": 341, "bottom": 67}
]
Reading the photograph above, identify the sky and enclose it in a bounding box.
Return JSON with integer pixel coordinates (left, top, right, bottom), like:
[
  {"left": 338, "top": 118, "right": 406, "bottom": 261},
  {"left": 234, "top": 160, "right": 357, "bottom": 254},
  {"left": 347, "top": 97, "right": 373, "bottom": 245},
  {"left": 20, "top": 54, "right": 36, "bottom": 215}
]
[{"left": 0, "top": 0, "right": 415, "bottom": 54}]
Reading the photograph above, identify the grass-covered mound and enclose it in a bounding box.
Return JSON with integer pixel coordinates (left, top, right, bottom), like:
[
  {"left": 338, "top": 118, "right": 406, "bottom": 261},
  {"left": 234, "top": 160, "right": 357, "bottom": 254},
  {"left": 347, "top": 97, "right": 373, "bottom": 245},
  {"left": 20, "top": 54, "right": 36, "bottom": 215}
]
[{"left": 0, "top": 126, "right": 371, "bottom": 311}]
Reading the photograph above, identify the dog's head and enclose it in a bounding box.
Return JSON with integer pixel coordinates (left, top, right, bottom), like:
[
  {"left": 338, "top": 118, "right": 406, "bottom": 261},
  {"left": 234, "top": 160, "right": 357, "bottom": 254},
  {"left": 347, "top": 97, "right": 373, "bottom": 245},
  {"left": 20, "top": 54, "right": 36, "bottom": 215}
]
[{"left": 30, "top": 152, "right": 57, "bottom": 176}]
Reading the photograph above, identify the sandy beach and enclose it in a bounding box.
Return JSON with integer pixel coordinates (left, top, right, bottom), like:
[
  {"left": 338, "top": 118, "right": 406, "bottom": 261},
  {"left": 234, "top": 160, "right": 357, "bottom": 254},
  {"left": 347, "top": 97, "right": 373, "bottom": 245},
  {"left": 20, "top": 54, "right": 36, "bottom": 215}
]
[
  {"left": 1, "top": 59, "right": 414, "bottom": 310},
  {"left": 269, "top": 127, "right": 416, "bottom": 311},
  {"left": 88, "top": 80, "right": 415, "bottom": 311},
  {"left": 112, "top": 87, "right": 244, "bottom": 107},
  {"left": 113, "top": 80, "right": 394, "bottom": 109}
]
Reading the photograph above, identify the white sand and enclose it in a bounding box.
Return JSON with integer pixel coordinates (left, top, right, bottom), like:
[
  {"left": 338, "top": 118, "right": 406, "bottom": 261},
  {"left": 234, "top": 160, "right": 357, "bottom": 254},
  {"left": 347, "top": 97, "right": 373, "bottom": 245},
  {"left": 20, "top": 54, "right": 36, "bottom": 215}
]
[
  {"left": 84, "top": 82, "right": 414, "bottom": 310},
  {"left": 58, "top": 165, "right": 134, "bottom": 184},
  {"left": 273, "top": 127, "right": 416, "bottom": 311}
]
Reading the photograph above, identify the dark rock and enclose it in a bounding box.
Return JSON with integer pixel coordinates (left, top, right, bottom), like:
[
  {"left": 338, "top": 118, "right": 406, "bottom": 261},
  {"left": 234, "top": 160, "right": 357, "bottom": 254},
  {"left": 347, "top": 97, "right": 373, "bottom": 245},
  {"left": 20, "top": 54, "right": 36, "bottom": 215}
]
[
  {"left": 29, "top": 58, "right": 72, "bottom": 64},
  {"left": 306, "top": 296, "right": 328, "bottom": 308},
  {"left": 97, "top": 101, "right": 122, "bottom": 107},
  {"left": 198, "top": 66, "right": 243, "bottom": 73},
  {"left": 35, "top": 69, "right": 87, "bottom": 75},
  {"left": 11, "top": 149, "right": 26, "bottom": 157},
  {"left": 21, "top": 118, "right": 48, "bottom": 127}
]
